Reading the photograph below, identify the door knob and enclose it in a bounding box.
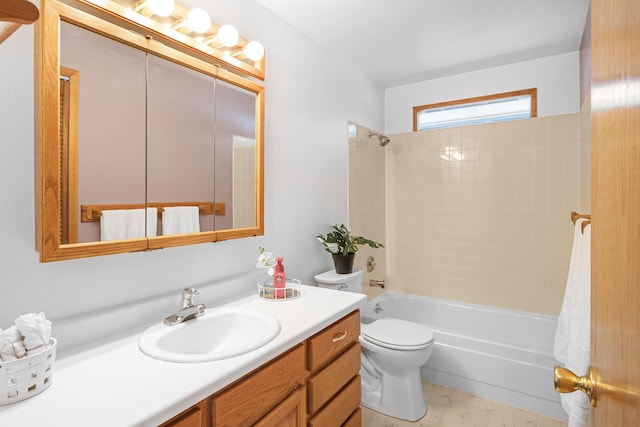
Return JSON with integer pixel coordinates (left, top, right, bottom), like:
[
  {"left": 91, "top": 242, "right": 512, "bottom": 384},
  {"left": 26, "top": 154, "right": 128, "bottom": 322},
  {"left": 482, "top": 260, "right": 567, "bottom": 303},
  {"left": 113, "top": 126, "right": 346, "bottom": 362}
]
[{"left": 554, "top": 365, "right": 598, "bottom": 407}]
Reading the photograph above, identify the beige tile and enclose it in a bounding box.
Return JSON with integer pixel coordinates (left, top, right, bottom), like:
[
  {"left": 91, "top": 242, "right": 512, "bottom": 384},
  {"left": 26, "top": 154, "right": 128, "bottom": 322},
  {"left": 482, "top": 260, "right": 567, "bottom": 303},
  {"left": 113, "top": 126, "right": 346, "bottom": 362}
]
[
  {"left": 360, "top": 381, "right": 568, "bottom": 427},
  {"left": 535, "top": 415, "right": 569, "bottom": 427},
  {"left": 485, "top": 399, "right": 515, "bottom": 427},
  {"left": 511, "top": 408, "right": 538, "bottom": 426},
  {"left": 382, "top": 115, "right": 583, "bottom": 316}
]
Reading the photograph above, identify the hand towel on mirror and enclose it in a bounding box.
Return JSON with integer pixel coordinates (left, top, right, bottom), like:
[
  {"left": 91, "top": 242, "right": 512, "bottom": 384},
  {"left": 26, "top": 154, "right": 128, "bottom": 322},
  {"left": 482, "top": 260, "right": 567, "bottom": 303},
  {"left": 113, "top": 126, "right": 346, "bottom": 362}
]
[
  {"left": 162, "top": 206, "right": 200, "bottom": 235},
  {"left": 100, "top": 207, "right": 157, "bottom": 241}
]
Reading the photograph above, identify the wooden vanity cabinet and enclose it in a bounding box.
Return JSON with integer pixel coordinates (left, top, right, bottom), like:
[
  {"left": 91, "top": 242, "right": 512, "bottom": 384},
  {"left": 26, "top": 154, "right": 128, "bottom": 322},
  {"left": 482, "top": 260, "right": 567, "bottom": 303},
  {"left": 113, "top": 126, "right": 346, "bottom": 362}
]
[
  {"left": 212, "top": 343, "right": 307, "bottom": 426},
  {"left": 159, "top": 311, "right": 361, "bottom": 427},
  {"left": 307, "top": 310, "right": 362, "bottom": 426},
  {"left": 159, "top": 400, "right": 210, "bottom": 427}
]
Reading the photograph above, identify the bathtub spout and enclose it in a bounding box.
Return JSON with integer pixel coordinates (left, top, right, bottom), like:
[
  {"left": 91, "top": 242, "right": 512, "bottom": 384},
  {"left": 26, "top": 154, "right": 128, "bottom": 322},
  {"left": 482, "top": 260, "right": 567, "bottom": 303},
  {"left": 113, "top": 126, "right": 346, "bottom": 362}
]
[{"left": 369, "top": 279, "right": 386, "bottom": 289}]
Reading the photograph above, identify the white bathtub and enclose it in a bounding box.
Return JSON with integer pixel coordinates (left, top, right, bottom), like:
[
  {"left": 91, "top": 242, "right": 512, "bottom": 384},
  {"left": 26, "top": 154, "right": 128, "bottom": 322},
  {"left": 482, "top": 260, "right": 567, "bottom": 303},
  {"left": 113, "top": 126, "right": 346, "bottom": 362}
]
[{"left": 360, "top": 291, "right": 566, "bottom": 420}]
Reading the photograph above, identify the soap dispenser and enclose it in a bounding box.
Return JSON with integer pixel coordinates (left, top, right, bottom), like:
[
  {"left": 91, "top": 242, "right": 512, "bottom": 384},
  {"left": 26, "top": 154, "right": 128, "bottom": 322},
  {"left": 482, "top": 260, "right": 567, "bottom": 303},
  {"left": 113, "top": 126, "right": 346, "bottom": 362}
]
[{"left": 273, "top": 258, "right": 286, "bottom": 298}]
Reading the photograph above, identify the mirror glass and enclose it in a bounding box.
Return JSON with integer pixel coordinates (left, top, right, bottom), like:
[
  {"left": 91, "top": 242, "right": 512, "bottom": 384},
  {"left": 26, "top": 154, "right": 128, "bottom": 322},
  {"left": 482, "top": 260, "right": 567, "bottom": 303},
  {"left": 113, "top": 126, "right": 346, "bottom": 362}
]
[
  {"left": 60, "top": 21, "right": 147, "bottom": 244},
  {"left": 146, "top": 54, "right": 216, "bottom": 236},
  {"left": 214, "top": 80, "right": 258, "bottom": 230},
  {"left": 36, "top": 0, "right": 264, "bottom": 261}
]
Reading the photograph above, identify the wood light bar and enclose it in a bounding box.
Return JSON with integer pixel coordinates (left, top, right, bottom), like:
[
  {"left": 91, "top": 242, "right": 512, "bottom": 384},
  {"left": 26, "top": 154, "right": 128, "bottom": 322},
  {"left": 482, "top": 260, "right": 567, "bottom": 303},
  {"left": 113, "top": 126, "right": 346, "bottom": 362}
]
[{"left": 0, "top": 0, "right": 40, "bottom": 44}]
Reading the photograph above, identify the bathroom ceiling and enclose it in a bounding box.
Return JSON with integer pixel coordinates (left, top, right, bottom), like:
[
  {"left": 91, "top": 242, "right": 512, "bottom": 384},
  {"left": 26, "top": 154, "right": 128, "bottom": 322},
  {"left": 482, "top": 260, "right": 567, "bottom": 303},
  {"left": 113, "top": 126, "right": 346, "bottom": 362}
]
[{"left": 255, "top": 0, "right": 590, "bottom": 88}]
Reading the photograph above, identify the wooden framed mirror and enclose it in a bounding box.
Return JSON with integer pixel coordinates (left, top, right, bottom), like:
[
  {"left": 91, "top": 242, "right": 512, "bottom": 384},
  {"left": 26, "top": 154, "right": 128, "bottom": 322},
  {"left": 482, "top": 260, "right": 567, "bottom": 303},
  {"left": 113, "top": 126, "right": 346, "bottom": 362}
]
[{"left": 35, "top": 0, "right": 264, "bottom": 262}]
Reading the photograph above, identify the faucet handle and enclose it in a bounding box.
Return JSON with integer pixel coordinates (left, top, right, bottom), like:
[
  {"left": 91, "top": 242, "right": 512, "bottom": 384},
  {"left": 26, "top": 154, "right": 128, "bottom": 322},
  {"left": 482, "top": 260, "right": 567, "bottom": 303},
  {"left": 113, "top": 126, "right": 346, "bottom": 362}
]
[{"left": 180, "top": 288, "right": 199, "bottom": 307}]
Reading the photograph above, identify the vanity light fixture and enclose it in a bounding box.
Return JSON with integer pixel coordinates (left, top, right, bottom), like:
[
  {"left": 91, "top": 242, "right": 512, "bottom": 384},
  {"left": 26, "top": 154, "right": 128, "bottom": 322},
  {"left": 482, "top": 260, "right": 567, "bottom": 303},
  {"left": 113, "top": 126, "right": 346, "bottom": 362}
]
[
  {"left": 243, "top": 40, "right": 265, "bottom": 61},
  {"left": 171, "top": 8, "right": 210, "bottom": 34},
  {"left": 81, "top": 0, "right": 265, "bottom": 79},
  {"left": 133, "top": 0, "right": 174, "bottom": 17},
  {"left": 233, "top": 40, "right": 265, "bottom": 61},
  {"left": 0, "top": 0, "right": 40, "bottom": 44},
  {"left": 211, "top": 24, "right": 239, "bottom": 48},
  {"left": 186, "top": 7, "right": 210, "bottom": 33}
]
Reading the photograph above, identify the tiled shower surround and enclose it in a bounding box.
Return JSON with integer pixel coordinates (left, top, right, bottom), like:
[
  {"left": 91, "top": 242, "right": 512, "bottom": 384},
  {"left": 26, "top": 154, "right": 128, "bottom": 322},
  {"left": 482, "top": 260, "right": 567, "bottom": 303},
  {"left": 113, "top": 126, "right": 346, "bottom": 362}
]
[
  {"left": 348, "top": 123, "right": 388, "bottom": 301},
  {"left": 350, "top": 114, "right": 584, "bottom": 315}
]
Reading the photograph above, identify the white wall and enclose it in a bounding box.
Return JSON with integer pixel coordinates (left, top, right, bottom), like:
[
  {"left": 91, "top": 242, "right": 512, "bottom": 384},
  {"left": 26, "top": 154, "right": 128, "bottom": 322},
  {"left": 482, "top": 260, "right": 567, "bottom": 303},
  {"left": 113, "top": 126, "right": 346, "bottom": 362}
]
[
  {"left": 385, "top": 52, "right": 580, "bottom": 134},
  {"left": 0, "top": 0, "right": 384, "bottom": 354}
]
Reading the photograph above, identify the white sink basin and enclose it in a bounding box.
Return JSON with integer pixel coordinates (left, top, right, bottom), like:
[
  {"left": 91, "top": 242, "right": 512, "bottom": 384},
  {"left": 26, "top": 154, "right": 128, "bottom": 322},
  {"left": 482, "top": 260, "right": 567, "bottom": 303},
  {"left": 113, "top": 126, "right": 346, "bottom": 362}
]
[{"left": 139, "top": 308, "right": 281, "bottom": 363}]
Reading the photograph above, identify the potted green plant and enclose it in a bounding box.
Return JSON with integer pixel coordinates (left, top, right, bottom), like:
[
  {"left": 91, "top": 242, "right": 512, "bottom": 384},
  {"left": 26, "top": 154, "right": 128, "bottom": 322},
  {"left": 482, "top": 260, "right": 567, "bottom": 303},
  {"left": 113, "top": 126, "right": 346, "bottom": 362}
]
[{"left": 316, "top": 224, "right": 384, "bottom": 274}]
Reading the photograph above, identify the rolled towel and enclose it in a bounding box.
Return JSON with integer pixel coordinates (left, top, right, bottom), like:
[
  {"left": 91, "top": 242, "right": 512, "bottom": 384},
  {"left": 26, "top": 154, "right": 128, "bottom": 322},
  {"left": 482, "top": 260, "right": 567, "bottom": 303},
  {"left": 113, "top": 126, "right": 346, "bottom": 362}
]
[
  {"left": 0, "top": 326, "right": 27, "bottom": 361},
  {"left": 15, "top": 312, "right": 52, "bottom": 351}
]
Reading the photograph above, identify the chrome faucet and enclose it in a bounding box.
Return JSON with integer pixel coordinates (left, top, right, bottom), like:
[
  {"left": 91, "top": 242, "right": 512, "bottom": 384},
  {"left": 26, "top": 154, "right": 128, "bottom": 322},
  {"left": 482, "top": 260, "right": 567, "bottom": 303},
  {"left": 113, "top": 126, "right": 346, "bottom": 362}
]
[
  {"left": 374, "top": 303, "right": 383, "bottom": 314},
  {"left": 164, "top": 288, "right": 206, "bottom": 326}
]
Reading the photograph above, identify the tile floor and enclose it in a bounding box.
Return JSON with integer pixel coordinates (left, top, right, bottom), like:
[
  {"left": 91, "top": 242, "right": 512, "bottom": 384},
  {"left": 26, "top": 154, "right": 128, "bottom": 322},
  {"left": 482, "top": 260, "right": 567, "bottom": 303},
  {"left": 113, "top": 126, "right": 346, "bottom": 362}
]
[{"left": 360, "top": 381, "right": 568, "bottom": 427}]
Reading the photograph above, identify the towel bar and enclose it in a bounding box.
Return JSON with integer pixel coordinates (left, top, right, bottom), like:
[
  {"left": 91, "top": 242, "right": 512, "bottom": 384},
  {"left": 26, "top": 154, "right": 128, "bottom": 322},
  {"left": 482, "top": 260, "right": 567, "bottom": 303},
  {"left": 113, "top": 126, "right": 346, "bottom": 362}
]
[{"left": 81, "top": 202, "right": 225, "bottom": 222}]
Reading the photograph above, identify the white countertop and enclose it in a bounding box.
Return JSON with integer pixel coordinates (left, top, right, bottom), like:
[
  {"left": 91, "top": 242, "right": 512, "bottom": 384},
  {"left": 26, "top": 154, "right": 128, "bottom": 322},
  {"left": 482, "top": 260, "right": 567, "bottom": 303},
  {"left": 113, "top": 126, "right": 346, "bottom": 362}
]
[{"left": 0, "top": 285, "right": 365, "bottom": 426}]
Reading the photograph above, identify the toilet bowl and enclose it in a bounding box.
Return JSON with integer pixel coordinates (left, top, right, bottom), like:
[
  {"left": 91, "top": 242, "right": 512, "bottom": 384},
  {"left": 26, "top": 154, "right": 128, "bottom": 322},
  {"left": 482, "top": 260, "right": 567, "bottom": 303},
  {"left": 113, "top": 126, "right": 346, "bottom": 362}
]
[
  {"left": 314, "top": 269, "right": 434, "bottom": 421},
  {"left": 360, "top": 317, "right": 433, "bottom": 421}
]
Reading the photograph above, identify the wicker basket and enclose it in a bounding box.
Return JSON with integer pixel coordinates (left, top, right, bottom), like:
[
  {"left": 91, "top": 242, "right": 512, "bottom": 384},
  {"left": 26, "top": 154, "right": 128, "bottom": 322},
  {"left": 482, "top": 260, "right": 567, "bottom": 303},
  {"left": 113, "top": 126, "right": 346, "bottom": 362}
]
[{"left": 0, "top": 338, "right": 57, "bottom": 405}]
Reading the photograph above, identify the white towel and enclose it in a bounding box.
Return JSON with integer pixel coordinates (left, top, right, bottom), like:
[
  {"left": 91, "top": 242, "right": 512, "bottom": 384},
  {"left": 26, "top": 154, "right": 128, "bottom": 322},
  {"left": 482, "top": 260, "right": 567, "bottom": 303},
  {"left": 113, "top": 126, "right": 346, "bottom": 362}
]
[
  {"left": 100, "top": 208, "right": 157, "bottom": 241},
  {"left": 162, "top": 206, "right": 200, "bottom": 235},
  {"left": 554, "top": 218, "right": 591, "bottom": 427},
  {"left": 15, "top": 312, "right": 52, "bottom": 351},
  {"left": 0, "top": 326, "right": 26, "bottom": 361}
]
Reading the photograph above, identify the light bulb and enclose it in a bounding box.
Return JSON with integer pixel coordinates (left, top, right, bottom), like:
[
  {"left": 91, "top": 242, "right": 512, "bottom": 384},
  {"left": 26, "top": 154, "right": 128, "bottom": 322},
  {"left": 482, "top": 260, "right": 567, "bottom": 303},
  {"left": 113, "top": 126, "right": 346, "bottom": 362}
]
[
  {"left": 217, "top": 24, "right": 239, "bottom": 47},
  {"left": 186, "top": 8, "right": 211, "bottom": 33},
  {"left": 244, "top": 40, "right": 264, "bottom": 61},
  {"left": 147, "top": 0, "right": 174, "bottom": 17}
]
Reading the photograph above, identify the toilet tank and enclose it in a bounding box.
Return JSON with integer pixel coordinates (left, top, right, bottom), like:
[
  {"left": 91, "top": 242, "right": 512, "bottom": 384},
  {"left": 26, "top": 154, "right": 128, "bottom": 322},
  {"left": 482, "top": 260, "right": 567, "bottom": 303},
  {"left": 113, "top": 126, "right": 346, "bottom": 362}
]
[{"left": 314, "top": 269, "right": 363, "bottom": 293}]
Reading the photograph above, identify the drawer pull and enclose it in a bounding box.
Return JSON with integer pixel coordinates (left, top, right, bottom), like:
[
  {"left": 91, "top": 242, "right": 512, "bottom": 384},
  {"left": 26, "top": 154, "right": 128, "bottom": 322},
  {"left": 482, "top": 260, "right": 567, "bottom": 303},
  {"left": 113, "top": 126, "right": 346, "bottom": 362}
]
[{"left": 332, "top": 331, "right": 348, "bottom": 343}]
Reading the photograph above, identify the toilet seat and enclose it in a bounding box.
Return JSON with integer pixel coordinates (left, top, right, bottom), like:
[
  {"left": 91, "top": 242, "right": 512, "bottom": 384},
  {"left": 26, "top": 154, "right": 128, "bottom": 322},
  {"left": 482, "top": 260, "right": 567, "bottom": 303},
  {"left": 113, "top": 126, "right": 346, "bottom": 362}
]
[{"left": 361, "top": 318, "right": 434, "bottom": 351}]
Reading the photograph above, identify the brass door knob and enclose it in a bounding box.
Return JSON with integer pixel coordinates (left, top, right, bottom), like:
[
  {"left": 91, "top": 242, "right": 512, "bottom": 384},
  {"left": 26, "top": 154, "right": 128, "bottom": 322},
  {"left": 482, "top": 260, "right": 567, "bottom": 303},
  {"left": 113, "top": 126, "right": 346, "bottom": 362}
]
[{"left": 554, "top": 365, "right": 597, "bottom": 407}]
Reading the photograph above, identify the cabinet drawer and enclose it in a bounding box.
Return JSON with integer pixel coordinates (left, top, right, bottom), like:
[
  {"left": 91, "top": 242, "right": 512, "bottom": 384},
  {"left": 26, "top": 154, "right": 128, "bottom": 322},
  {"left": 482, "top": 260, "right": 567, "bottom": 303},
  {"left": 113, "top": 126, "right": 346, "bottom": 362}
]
[
  {"left": 159, "top": 401, "right": 208, "bottom": 427},
  {"left": 307, "top": 342, "right": 360, "bottom": 414},
  {"left": 213, "top": 344, "right": 307, "bottom": 427},
  {"left": 342, "top": 407, "right": 361, "bottom": 427},
  {"left": 307, "top": 375, "right": 361, "bottom": 427},
  {"left": 307, "top": 311, "right": 360, "bottom": 372}
]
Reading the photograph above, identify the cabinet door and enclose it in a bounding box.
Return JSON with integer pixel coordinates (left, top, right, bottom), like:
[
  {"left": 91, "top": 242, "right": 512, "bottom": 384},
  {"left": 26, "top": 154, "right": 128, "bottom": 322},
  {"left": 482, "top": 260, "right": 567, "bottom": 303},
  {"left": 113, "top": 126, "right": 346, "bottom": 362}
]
[
  {"left": 254, "top": 386, "right": 306, "bottom": 427},
  {"left": 159, "top": 400, "right": 209, "bottom": 427},
  {"left": 213, "top": 344, "right": 307, "bottom": 426}
]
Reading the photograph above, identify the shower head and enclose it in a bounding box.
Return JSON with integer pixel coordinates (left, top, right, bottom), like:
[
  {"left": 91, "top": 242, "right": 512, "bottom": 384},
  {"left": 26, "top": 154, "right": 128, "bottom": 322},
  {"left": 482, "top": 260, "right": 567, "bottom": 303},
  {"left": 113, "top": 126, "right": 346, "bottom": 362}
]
[{"left": 368, "top": 130, "right": 391, "bottom": 147}]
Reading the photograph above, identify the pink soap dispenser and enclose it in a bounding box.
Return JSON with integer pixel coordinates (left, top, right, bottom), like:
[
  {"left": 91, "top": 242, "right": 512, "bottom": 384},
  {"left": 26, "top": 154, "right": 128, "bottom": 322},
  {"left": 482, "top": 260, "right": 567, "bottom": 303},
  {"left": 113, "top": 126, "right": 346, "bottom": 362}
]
[{"left": 273, "top": 257, "right": 286, "bottom": 298}]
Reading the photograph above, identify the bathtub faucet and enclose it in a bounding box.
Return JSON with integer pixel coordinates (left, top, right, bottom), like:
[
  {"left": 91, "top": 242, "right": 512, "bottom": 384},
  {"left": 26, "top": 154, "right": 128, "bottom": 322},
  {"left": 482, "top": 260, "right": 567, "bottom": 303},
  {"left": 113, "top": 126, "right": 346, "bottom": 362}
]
[
  {"left": 369, "top": 279, "right": 386, "bottom": 289},
  {"left": 374, "top": 303, "right": 383, "bottom": 313}
]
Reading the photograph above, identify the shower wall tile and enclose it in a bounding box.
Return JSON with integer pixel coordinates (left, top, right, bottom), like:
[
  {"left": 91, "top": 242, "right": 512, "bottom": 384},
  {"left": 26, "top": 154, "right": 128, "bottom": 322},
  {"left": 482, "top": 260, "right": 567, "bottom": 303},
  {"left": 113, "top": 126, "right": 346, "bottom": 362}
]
[
  {"left": 348, "top": 122, "right": 387, "bottom": 300},
  {"left": 387, "top": 114, "right": 583, "bottom": 316}
]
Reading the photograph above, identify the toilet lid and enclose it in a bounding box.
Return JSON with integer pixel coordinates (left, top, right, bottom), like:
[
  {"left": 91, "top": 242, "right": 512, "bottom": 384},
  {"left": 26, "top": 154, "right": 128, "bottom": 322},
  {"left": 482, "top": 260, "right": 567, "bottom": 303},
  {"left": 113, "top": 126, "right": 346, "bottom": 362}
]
[{"left": 361, "top": 318, "right": 434, "bottom": 350}]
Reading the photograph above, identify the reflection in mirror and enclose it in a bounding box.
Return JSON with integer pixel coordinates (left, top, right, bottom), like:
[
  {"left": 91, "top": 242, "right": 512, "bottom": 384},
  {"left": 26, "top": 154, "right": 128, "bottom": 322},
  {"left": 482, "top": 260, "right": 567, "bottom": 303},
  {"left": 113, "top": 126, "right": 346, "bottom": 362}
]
[
  {"left": 214, "top": 80, "right": 257, "bottom": 230},
  {"left": 60, "top": 20, "right": 147, "bottom": 243},
  {"left": 59, "top": 66, "right": 79, "bottom": 244},
  {"left": 36, "top": 0, "right": 264, "bottom": 261},
  {"left": 146, "top": 54, "right": 216, "bottom": 235}
]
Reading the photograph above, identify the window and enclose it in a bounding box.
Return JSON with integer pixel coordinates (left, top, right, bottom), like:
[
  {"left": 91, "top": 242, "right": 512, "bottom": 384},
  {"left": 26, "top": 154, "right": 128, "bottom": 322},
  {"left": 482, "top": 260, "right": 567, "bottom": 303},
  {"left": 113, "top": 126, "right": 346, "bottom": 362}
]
[{"left": 413, "top": 88, "right": 537, "bottom": 131}]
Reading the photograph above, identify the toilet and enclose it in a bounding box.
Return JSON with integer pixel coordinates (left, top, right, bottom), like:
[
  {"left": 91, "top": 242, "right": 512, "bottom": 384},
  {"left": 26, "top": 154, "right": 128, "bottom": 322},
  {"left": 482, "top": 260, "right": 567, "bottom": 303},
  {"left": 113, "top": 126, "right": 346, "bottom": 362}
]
[{"left": 314, "top": 269, "right": 434, "bottom": 421}]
